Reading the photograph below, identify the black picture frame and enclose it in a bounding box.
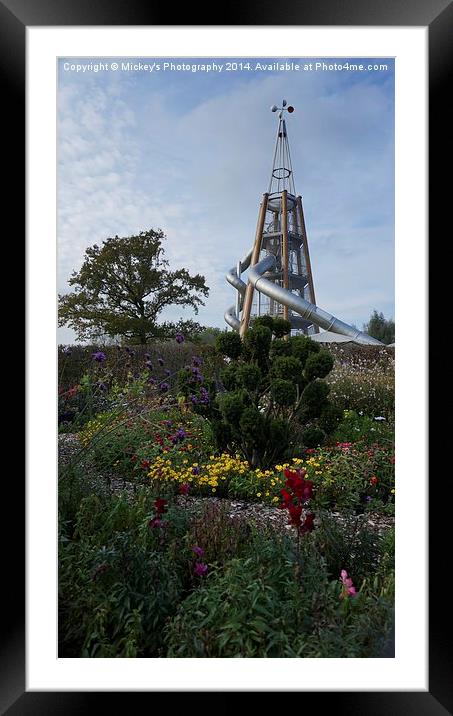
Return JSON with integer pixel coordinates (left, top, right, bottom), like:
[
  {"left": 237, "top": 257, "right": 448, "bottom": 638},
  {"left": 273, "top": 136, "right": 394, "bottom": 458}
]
[{"left": 6, "top": 0, "right": 450, "bottom": 712}]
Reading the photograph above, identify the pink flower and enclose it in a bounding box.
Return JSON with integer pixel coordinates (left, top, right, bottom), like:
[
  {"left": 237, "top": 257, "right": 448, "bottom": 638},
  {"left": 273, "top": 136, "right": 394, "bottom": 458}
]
[
  {"left": 340, "top": 569, "right": 357, "bottom": 598},
  {"left": 194, "top": 562, "right": 208, "bottom": 576},
  {"left": 148, "top": 517, "right": 164, "bottom": 529},
  {"left": 192, "top": 545, "right": 204, "bottom": 557}
]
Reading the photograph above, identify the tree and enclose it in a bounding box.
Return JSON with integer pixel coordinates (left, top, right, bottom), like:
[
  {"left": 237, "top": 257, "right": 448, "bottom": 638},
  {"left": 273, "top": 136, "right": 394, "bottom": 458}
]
[
  {"left": 363, "top": 310, "right": 395, "bottom": 345},
  {"left": 58, "top": 230, "right": 209, "bottom": 344}
]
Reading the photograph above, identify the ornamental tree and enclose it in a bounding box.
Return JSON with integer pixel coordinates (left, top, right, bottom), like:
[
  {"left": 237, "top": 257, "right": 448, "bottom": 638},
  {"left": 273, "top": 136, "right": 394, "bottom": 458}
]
[
  {"left": 59, "top": 230, "right": 209, "bottom": 344},
  {"left": 210, "top": 317, "right": 341, "bottom": 467}
]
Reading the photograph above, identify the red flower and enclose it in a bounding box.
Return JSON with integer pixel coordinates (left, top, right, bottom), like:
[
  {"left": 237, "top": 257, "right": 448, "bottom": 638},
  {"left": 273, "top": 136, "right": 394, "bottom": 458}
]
[
  {"left": 280, "top": 489, "right": 293, "bottom": 507},
  {"left": 288, "top": 503, "right": 303, "bottom": 527},
  {"left": 300, "top": 513, "right": 315, "bottom": 534},
  {"left": 154, "top": 498, "right": 168, "bottom": 515},
  {"left": 370, "top": 475, "right": 378, "bottom": 485},
  {"left": 179, "top": 483, "right": 190, "bottom": 496},
  {"left": 140, "top": 459, "right": 150, "bottom": 470},
  {"left": 283, "top": 470, "right": 313, "bottom": 503}
]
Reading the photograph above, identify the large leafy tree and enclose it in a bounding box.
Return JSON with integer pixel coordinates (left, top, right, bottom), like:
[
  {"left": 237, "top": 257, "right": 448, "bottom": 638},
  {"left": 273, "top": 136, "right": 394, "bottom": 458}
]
[
  {"left": 363, "top": 310, "right": 395, "bottom": 345},
  {"left": 59, "top": 230, "right": 209, "bottom": 344}
]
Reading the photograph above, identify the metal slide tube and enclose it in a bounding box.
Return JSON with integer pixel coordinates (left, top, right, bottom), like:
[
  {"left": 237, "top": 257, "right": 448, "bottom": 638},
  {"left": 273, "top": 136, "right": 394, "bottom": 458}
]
[
  {"left": 224, "top": 248, "right": 254, "bottom": 330},
  {"left": 248, "top": 255, "right": 382, "bottom": 345}
]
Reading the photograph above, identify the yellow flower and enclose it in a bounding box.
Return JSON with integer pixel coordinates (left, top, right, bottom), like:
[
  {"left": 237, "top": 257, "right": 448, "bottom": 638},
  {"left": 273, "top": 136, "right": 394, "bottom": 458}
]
[
  {"left": 256, "top": 492, "right": 262, "bottom": 497},
  {"left": 391, "top": 488, "right": 395, "bottom": 494}
]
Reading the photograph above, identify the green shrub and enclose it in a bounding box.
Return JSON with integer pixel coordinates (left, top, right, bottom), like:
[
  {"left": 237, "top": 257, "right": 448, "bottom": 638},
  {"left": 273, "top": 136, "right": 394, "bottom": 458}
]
[
  {"left": 215, "top": 332, "right": 243, "bottom": 359},
  {"left": 213, "top": 324, "right": 336, "bottom": 466}
]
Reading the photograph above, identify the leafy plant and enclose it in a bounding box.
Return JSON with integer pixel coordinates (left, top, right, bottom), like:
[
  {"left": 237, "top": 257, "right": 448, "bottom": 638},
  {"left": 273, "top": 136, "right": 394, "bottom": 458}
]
[{"left": 208, "top": 321, "right": 337, "bottom": 467}]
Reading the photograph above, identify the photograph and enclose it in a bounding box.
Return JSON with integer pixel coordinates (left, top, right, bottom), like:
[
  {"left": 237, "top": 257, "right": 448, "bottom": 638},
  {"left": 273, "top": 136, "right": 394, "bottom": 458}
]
[{"left": 57, "top": 55, "right": 396, "bottom": 659}]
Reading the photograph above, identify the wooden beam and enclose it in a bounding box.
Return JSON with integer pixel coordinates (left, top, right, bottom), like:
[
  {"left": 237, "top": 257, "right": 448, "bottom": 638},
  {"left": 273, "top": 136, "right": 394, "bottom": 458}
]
[
  {"left": 281, "top": 190, "right": 289, "bottom": 337},
  {"left": 296, "top": 195, "right": 319, "bottom": 333},
  {"left": 240, "top": 193, "right": 269, "bottom": 337}
]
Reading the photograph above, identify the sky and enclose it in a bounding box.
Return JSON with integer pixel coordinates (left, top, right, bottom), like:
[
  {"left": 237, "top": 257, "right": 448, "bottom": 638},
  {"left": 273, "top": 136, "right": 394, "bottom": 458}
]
[{"left": 57, "top": 57, "right": 394, "bottom": 344}]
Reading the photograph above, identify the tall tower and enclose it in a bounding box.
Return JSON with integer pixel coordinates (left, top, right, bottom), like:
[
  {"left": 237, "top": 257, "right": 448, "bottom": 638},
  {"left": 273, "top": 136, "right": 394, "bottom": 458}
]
[
  {"left": 224, "top": 102, "right": 382, "bottom": 346},
  {"left": 240, "top": 101, "right": 318, "bottom": 337}
]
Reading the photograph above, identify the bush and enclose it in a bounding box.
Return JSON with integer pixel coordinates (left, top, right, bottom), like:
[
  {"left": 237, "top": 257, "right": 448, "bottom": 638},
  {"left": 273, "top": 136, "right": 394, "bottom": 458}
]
[{"left": 212, "top": 322, "right": 336, "bottom": 466}]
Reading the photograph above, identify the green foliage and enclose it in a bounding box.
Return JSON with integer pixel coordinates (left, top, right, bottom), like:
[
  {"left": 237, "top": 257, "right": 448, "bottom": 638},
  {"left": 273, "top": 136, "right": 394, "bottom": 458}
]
[
  {"left": 304, "top": 351, "right": 334, "bottom": 381},
  {"left": 243, "top": 324, "right": 272, "bottom": 365},
  {"left": 59, "top": 492, "right": 192, "bottom": 657},
  {"left": 272, "top": 317, "right": 292, "bottom": 338},
  {"left": 301, "top": 426, "right": 326, "bottom": 449},
  {"left": 307, "top": 443, "right": 395, "bottom": 512},
  {"left": 301, "top": 380, "right": 330, "bottom": 417},
  {"left": 332, "top": 410, "right": 394, "bottom": 445},
  {"left": 215, "top": 331, "right": 243, "bottom": 359},
  {"left": 252, "top": 315, "right": 275, "bottom": 331},
  {"left": 58, "top": 230, "right": 209, "bottom": 344},
  {"left": 271, "top": 379, "right": 297, "bottom": 406},
  {"left": 363, "top": 310, "right": 395, "bottom": 345},
  {"left": 235, "top": 363, "right": 262, "bottom": 391},
  {"left": 211, "top": 326, "right": 336, "bottom": 466},
  {"left": 164, "top": 527, "right": 394, "bottom": 658},
  {"left": 318, "top": 403, "right": 343, "bottom": 435},
  {"left": 270, "top": 356, "right": 305, "bottom": 387},
  {"left": 253, "top": 315, "right": 291, "bottom": 338},
  {"left": 290, "top": 335, "right": 321, "bottom": 364}
]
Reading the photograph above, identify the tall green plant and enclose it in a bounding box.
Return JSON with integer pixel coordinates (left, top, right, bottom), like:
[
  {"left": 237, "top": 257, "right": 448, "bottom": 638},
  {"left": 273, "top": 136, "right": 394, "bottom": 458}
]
[{"left": 209, "top": 319, "right": 340, "bottom": 467}]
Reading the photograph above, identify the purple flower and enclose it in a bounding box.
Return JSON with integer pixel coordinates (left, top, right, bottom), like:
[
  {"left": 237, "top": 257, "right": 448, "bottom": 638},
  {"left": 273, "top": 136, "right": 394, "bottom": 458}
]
[
  {"left": 176, "top": 427, "right": 186, "bottom": 439},
  {"left": 158, "top": 357, "right": 164, "bottom": 366},
  {"left": 192, "top": 465, "right": 200, "bottom": 475},
  {"left": 200, "top": 387, "right": 210, "bottom": 404},
  {"left": 144, "top": 353, "right": 151, "bottom": 359},
  {"left": 146, "top": 361, "right": 153, "bottom": 369},
  {"left": 194, "top": 562, "right": 208, "bottom": 576},
  {"left": 190, "top": 394, "right": 199, "bottom": 405},
  {"left": 165, "top": 369, "right": 171, "bottom": 376},
  {"left": 91, "top": 351, "right": 107, "bottom": 363},
  {"left": 160, "top": 382, "right": 170, "bottom": 392},
  {"left": 192, "top": 356, "right": 203, "bottom": 367},
  {"left": 175, "top": 333, "right": 185, "bottom": 344},
  {"left": 96, "top": 381, "right": 107, "bottom": 391},
  {"left": 192, "top": 545, "right": 204, "bottom": 557},
  {"left": 191, "top": 367, "right": 204, "bottom": 383},
  {"left": 62, "top": 347, "right": 72, "bottom": 356},
  {"left": 148, "top": 377, "right": 156, "bottom": 385}
]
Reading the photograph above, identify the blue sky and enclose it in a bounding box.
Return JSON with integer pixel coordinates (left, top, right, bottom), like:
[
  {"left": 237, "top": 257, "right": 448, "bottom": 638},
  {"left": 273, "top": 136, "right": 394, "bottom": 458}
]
[{"left": 58, "top": 57, "right": 394, "bottom": 343}]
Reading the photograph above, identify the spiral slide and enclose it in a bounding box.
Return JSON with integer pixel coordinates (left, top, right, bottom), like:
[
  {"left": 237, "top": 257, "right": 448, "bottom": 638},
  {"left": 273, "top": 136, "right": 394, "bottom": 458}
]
[{"left": 225, "top": 253, "right": 382, "bottom": 346}]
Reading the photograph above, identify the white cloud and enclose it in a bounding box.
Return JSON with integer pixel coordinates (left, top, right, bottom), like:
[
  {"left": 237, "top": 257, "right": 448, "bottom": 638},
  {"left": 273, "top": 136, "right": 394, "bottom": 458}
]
[{"left": 58, "top": 62, "right": 394, "bottom": 342}]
